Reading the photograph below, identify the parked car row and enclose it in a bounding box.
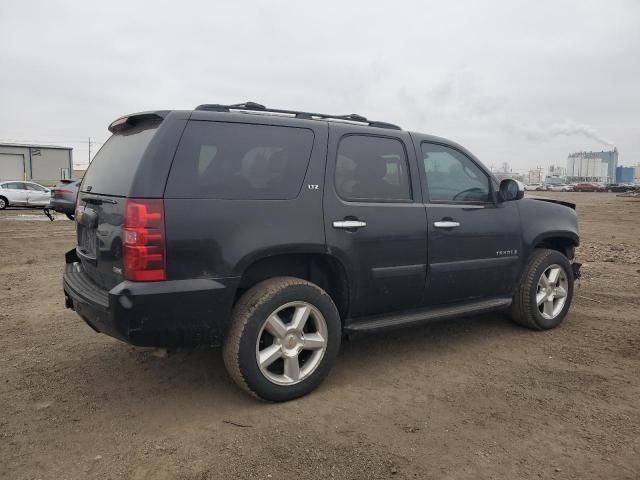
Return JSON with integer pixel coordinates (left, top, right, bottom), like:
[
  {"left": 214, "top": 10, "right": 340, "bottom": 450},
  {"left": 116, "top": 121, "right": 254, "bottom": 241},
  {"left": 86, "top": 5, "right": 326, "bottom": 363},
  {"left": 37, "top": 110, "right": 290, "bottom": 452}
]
[
  {"left": 524, "top": 182, "right": 639, "bottom": 193},
  {"left": 0, "top": 179, "right": 80, "bottom": 218}
]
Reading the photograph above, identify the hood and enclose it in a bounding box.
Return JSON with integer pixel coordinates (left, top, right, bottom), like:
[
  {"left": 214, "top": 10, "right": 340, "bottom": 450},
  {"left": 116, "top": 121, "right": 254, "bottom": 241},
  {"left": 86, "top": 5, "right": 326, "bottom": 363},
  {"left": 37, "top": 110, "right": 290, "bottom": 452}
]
[{"left": 526, "top": 196, "right": 576, "bottom": 210}]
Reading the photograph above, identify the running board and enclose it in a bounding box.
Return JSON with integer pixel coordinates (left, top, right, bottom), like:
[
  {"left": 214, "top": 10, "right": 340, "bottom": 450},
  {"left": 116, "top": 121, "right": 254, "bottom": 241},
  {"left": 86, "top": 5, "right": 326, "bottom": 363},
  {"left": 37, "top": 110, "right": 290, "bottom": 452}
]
[{"left": 343, "top": 298, "right": 512, "bottom": 334}]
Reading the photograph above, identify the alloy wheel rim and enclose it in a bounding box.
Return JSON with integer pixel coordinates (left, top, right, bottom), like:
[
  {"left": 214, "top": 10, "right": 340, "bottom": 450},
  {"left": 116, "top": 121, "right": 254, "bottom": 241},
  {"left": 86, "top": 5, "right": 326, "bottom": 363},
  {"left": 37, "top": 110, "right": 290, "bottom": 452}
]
[
  {"left": 0, "top": 198, "right": 5, "bottom": 208},
  {"left": 255, "top": 301, "right": 328, "bottom": 386},
  {"left": 536, "top": 264, "right": 569, "bottom": 320}
]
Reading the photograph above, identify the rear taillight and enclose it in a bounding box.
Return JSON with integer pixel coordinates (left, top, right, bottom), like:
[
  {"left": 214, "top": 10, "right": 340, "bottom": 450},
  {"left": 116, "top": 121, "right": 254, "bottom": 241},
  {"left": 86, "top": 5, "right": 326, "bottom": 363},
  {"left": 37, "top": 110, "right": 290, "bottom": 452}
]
[{"left": 123, "top": 199, "right": 166, "bottom": 281}]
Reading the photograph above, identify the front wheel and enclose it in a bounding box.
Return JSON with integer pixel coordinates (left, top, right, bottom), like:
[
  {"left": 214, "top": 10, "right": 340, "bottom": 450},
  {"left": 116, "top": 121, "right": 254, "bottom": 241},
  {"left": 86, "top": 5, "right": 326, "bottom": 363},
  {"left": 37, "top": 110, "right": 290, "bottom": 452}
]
[
  {"left": 223, "top": 277, "right": 341, "bottom": 401},
  {"left": 510, "top": 249, "right": 574, "bottom": 330}
]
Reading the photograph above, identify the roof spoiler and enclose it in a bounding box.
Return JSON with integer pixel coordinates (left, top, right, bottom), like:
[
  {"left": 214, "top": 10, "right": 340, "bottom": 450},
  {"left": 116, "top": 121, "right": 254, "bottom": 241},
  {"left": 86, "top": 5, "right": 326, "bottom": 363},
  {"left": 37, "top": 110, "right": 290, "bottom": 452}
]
[
  {"left": 108, "top": 111, "right": 169, "bottom": 133},
  {"left": 195, "top": 102, "right": 401, "bottom": 130}
]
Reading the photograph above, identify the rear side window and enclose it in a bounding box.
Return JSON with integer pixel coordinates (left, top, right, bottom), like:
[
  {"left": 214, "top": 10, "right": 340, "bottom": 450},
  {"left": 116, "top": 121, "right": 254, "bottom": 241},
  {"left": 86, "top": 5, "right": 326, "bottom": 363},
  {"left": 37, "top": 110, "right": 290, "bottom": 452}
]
[
  {"left": 24, "top": 183, "right": 46, "bottom": 191},
  {"left": 166, "top": 121, "right": 315, "bottom": 200},
  {"left": 81, "top": 120, "right": 161, "bottom": 196},
  {"left": 335, "top": 135, "right": 412, "bottom": 202}
]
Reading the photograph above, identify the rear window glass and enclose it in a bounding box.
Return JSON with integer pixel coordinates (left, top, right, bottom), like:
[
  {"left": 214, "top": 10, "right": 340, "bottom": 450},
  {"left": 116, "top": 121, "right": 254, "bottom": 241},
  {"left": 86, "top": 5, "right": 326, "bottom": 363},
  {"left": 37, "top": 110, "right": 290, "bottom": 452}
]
[
  {"left": 165, "top": 121, "right": 315, "bottom": 200},
  {"left": 81, "top": 120, "right": 160, "bottom": 196}
]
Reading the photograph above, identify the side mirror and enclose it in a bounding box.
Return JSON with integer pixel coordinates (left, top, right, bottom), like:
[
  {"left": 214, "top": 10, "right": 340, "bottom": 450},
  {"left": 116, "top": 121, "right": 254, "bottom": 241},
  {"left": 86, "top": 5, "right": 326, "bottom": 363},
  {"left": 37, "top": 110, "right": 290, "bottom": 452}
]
[{"left": 499, "top": 179, "right": 524, "bottom": 202}]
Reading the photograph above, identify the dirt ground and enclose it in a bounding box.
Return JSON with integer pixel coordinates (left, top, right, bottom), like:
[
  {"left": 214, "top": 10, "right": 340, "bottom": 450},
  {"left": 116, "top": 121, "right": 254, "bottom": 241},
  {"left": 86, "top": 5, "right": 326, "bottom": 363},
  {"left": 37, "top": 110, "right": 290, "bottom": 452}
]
[{"left": 1, "top": 192, "right": 639, "bottom": 480}]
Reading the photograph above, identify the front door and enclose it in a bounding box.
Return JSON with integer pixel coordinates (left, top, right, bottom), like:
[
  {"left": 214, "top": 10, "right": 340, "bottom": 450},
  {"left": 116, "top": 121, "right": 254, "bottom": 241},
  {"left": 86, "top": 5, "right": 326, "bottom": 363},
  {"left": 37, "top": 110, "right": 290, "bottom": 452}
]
[
  {"left": 416, "top": 141, "right": 522, "bottom": 305},
  {"left": 25, "top": 183, "right": 50, "bottom": 206},
  {"left": 324, "top": 126, "right": 427, "bottom": 318}
]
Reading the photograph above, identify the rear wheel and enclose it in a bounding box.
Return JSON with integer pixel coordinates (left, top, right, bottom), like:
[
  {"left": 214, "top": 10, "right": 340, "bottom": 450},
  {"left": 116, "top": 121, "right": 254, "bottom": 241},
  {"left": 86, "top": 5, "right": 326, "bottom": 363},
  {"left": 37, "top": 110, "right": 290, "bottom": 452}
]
[
  {"left": 0, "top": 196, "right": 7, "bottom": 209},
  {"left": 510, "top": 249, "right": 574, "bottom": 330},
  {"left": 223, "top": 277, "right": 341, "bottom": 401}
]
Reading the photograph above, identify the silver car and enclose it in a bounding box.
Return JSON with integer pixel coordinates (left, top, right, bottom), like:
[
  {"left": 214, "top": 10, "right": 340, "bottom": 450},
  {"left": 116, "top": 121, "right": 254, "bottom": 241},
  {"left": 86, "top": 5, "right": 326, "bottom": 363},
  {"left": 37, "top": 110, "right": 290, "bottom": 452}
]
[
  {"left": 0, "top": 181, "right": 51, "bottom": 209},
  {"left": 50, "top": 178, "right": 81, "bottom": 219},
  {"left": 546, "top": 184, "right": 573, "bottom": 192}
]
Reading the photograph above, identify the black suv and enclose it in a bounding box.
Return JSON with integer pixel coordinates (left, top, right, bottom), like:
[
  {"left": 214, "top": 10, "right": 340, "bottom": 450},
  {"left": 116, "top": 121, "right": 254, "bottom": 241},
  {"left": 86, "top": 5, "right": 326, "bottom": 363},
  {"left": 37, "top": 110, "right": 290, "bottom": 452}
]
[{"left": 63, "top": 102, "right": 580, "bottom": 401}]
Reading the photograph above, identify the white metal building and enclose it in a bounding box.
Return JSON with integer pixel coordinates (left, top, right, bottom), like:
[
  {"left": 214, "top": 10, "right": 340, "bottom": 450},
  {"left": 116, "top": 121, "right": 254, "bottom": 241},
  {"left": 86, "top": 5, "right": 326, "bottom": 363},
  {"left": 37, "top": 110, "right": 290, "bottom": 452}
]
[
  {"left": 0, "top": 143, "right": 73, "bottom": 186},
  {"left": 565, "top": 149, "right": 618, "bottom": 183}
]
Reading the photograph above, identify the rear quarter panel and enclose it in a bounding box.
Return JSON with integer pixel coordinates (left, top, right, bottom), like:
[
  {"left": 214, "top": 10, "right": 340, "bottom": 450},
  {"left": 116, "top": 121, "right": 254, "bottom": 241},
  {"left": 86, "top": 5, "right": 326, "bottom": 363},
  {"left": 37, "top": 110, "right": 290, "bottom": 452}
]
[{"left": 163, "top": 118, "right": 329, "bottom": 281}]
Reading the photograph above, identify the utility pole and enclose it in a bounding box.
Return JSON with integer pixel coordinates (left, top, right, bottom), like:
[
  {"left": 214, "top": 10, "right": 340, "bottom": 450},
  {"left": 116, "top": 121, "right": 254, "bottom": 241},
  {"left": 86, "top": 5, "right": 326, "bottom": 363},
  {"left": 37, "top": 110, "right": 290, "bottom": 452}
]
[{"left": 88, "top": 137, "right": 92, "bottom": 164}]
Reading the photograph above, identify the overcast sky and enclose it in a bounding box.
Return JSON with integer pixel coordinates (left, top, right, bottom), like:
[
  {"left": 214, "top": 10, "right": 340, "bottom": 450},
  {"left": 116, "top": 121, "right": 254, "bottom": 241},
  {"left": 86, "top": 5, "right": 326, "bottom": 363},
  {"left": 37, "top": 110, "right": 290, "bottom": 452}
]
[{"left": 1, "top": 0, "right": 638, "bottom": 170}]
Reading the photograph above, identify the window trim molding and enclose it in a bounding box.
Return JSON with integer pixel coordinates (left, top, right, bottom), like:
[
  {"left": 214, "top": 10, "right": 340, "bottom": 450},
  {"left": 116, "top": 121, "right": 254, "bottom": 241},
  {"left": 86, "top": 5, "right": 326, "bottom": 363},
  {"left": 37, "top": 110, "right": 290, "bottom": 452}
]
[{"left": 334, "top": 133, "right": 414, "bottom": 204}]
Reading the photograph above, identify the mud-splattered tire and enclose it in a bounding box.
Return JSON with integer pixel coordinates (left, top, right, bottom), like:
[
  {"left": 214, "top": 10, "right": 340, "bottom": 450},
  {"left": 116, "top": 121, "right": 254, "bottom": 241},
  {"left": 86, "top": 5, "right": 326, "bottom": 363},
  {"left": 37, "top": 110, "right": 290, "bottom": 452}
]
[
  {"left": 510, "top": 249, "right": 574, "bottom": 330},
  {"left": 223, "top": 277, "right": 341, "bottom": 402}
]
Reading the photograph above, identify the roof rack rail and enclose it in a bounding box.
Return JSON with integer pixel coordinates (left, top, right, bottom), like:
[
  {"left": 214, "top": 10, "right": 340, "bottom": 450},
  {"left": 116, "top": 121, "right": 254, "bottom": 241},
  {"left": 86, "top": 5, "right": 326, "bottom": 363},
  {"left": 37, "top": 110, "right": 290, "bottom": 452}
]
[{"left": 194, "top": 102, "right": 401, "bottom": 130}]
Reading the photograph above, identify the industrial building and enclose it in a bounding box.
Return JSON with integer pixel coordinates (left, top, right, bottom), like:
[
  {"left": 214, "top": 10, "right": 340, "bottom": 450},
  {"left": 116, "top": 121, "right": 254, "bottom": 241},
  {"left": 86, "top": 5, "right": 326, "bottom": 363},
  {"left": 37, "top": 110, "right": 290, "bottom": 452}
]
[
  {"left": 616, "top": 166, "right": 635, "bottom": 183},
  {"left": 0, "top": 143, "right": 73, "bottom": 186},
  {"left": 565, "top": 149, "right": 618, "bottom": 183}
]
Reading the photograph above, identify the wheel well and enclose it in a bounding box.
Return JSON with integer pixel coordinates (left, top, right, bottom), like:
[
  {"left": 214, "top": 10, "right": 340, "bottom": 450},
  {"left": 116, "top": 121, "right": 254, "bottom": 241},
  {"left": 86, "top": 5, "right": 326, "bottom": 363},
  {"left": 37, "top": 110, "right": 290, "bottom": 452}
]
[
  {"left": 236, "top": 254, "right": 350, "bottom": 318},
  {"left": 535, "top": 237, "right": 576, "bottom": 260}
]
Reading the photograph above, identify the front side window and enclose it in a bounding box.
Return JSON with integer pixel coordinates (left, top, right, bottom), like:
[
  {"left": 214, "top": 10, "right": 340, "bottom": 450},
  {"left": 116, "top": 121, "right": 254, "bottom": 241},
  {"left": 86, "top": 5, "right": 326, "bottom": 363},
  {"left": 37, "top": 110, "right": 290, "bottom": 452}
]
[
  {"left": 421, "top": 143, "right": 491, "bottom": 203},
  {"left": 335, "top": 135, "right": 411, "bottom": 202},
  {"left": 25, "top": 183, "right": 46, "bottom": 192},
  {"left": 166, "top": 121, "right": 315, "bottom": 200}
]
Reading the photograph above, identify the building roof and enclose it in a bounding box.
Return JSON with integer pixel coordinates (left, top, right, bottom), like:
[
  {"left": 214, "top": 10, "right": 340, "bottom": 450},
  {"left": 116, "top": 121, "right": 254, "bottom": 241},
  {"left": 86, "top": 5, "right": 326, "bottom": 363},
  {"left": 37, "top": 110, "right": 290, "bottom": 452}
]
[{"left": 0, "top": 142, "right": 72, "bottom": 150}]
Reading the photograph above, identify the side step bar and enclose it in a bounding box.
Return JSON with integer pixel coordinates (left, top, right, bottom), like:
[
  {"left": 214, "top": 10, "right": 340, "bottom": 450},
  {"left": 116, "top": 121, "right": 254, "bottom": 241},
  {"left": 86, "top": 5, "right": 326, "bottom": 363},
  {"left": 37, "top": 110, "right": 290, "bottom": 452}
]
[{"left": 343, "top": 298, "right": 512, "bottom": 334}]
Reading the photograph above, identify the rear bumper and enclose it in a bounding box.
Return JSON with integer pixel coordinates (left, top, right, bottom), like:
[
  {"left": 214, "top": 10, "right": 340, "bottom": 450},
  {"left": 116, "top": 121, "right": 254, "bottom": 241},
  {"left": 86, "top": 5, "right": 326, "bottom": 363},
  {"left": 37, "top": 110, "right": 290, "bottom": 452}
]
[
  {"left": 50, "top": 198, "right": 75, "bottom": 214},
  {"left": 63, "top": 249, "right": 238, "bottom": 347}
]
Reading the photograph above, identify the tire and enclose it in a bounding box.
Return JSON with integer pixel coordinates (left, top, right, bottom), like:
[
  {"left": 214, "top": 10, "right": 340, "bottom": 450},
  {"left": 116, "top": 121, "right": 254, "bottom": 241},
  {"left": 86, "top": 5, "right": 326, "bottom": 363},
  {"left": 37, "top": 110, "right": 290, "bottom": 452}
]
[
  {"left": 65, "top": 213, "right": 75, "bottom": 221},
  {"left": 510, "top": 249, "right": 574, "bottom": 330},
  {"left": 223, "top": 277, "right": 341, "bottom": 402},
  {"left": 0, "top": 196, "right": 8, "bottom": 210}
]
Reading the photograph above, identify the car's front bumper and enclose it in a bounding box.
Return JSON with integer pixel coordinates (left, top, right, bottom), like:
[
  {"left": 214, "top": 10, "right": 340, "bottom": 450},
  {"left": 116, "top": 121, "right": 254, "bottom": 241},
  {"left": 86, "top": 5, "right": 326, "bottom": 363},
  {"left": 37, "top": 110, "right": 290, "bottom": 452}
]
[{"left": 63, "top": 249, "right": 238, "bottom": 347}]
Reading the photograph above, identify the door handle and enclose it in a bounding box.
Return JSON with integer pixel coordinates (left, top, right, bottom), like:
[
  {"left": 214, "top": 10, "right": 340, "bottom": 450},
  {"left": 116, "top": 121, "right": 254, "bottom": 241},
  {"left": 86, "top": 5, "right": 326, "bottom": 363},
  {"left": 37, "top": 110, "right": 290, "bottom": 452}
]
[
  {"left": 333, "top": 220, "right": 367, "bottom": 229},
  {"left": 433, "top": 221, "right": 460, "bottom": 228}
]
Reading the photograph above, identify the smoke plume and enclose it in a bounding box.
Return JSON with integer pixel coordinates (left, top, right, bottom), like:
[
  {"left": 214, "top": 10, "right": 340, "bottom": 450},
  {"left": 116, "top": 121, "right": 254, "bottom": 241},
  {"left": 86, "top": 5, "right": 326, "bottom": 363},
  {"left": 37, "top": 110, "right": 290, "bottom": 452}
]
[{"left": 512, "top": 119, "right": 615, "bottom": 148}]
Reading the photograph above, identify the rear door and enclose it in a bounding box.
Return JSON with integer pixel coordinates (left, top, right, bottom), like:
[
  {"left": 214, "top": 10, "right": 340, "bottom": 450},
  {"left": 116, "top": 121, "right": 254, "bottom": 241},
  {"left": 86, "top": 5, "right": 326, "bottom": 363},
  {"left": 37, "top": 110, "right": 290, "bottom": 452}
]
[
  {"left": 323, "top": 125, "right": 427, "bottom": 318},
  {"left": 76, "top": 117, "right": 163, "bottom": 289},
  {"left": 415, "top": 140, "right": 521, "bottom": 304}
]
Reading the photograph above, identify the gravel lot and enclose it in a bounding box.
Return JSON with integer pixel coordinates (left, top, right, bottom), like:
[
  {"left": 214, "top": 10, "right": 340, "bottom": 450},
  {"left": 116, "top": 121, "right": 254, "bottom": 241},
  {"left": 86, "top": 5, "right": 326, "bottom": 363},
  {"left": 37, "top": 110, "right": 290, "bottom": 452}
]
[{"left": 1, "top": 192, "right": 639, "bottom": 479}]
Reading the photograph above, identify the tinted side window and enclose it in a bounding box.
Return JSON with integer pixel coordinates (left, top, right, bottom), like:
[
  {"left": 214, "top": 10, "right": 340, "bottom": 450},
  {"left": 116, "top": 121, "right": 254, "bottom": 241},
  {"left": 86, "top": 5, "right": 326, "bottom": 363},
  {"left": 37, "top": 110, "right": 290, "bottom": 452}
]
[
  {"left": 335, "top": 135, "right": 411, "bottom": 202},
  {"left": 166, "top": 121, "right": 315, "bottom": 200},
  {"left": 421, "top": 143, "right": 491, "bottom": 203},
  {"left": 7, "top": 182, "right": 25, "bottom": 190}
]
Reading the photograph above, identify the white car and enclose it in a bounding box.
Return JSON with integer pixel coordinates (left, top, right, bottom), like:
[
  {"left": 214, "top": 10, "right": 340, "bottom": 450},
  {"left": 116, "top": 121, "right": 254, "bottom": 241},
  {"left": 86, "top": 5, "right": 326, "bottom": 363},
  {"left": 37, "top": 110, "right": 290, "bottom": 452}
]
[
  {"left": 0, "top": 181, "right": 51, "bottom": 209},
  {"left": 524, "top": 183, "right": 546, "bottom": 191},
  {"left": 546, "top": 184, "right": 573, "bottom": 192}
]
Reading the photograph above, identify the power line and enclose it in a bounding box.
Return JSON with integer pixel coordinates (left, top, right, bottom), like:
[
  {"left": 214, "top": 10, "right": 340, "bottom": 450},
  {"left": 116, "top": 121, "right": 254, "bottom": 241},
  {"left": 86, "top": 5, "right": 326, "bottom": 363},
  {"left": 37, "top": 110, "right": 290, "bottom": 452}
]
[{"left": 0, "top": 138, "right": 104, "bottom": 145}]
